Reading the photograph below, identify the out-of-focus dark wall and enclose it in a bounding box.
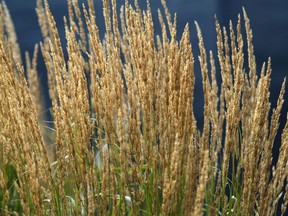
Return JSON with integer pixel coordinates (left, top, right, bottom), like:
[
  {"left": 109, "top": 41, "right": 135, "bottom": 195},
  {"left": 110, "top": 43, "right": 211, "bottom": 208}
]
[{"left": 6, "top": 0, "right": 288, "bottom": 144}]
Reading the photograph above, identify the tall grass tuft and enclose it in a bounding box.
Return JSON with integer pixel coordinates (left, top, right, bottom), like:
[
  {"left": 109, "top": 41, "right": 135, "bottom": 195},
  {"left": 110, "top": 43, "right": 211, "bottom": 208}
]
[{"left": 0, "top": 0, "right": 287, "bottom": 215}]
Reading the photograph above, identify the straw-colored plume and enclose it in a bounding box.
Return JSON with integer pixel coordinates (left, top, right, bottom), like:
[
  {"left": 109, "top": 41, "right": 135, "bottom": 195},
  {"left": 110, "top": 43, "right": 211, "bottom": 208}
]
[{"left": 0, "top": 0, "right": 287, "bottom": 215}]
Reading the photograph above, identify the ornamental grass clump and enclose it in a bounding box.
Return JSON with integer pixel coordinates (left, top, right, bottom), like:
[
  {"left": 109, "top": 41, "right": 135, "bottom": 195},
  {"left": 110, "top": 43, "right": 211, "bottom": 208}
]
[{"left": 0, "top": 0, "right": 287, "bottom": 215}]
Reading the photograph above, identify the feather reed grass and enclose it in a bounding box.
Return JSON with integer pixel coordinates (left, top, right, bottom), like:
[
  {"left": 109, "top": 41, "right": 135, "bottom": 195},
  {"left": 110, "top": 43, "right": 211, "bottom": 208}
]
[{"left": 0, "top": 0, "right": 287, "bottom": 215}]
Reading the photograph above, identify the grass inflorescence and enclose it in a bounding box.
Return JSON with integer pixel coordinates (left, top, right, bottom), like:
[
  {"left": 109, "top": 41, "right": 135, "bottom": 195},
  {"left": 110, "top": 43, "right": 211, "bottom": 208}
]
[{"left": 0, "top": 0, "right": 287, "bottom": 215}]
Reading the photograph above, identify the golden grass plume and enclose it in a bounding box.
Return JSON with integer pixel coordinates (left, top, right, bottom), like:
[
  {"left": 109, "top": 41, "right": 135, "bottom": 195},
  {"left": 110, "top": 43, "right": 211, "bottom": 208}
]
[{"left": 0, "top": 0, "right": 287, "bottom": 215}]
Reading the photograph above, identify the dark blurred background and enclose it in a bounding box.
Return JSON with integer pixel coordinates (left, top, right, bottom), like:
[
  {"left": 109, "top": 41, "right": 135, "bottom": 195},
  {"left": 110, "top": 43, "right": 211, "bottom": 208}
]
[{"left": 5, "top": 0, "right": 288, "bottom": 150}]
